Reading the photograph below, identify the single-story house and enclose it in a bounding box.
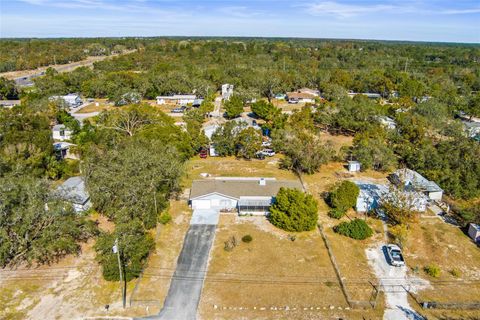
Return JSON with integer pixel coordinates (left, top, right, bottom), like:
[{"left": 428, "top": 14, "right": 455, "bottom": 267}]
[
  {"left": 377, "top": 116, "right": 397, "bottom": 130},
  {"left": 297, "top": 88, "right": 320, "bottom": 97},
  {"left": 286, "top": 91, "right": 316, "bottom": 104},
  {"left": 56, "top": 176, "right": 92, "bottom": 213},
  {"left": 156, "top": 94, "right": 197, "bottom": 105},
  {"left": 348, "top": 161, "right": 361, "bottom": 172},
  {"left": 53, "top": 142, "right": 78, "bottom": 160},
  {"left": 0, "top": 100, "right": 21, "bottom": 108},
  {"left": 189, "top": 177, "right": 303, "bottom": 215},
  {"left": 347, "top": 92, "right": 382, "bottom": 99},
  {"left": 355, "top": 181, "right": 427, "bottom": 213},
  {"left": 389, "top": 168, "right": 443, "bottom": 201},
  {"left": 468, "top": 223, "right": 480, "bottom": 243},
  {"left": 355, "top": 182, "right": 389, "bottom": 213},
  {"left": 52, "top": 124, "right": 73, "bottom": 141},
  {"left": 221, "top": 84, "right": 234, "bottom": 101},
  {"left": 50, "top": 94, "right": 83, "bottom": 108}
]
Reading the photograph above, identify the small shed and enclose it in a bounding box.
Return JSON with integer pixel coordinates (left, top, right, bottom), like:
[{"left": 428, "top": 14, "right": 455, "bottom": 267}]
[
  {"left": 468, "top": 223, "right": 480, "bottom": 243},
  {"left": 348, "top": 161, "right": 361, "bottom": 172}
]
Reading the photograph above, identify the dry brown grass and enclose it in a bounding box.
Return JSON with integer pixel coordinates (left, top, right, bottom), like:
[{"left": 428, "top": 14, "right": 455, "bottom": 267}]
[
  {"left": 199, "top": 215, "right": 354, "bottom": 320},
  {"left": 184, "top": 156, "right": 297, "bottom": 187},
  {"left": 76, "top": 99, "right": 113, "bottom": 113},
  {"left": 404, "top": 218, "right": 480, "bottom": 305}
]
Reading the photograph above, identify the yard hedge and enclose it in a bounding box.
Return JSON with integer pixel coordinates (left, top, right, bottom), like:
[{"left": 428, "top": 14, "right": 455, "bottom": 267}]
[{"left": 333, "top": 218, "right": 373, "bottom": 240}]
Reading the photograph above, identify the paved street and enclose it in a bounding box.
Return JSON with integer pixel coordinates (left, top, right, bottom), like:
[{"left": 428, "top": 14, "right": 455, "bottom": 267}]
[{"left": 157, "top": 224, "right": 217, "bottom": 320}]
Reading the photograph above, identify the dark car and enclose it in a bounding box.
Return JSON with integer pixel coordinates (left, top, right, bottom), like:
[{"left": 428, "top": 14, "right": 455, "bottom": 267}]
[{"left": 172, "top": 106, "right": 186, "bottom": 113}]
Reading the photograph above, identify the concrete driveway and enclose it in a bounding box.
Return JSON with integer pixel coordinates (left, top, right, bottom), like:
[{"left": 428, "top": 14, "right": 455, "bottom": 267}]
[{"left": 157, "top": 223, "right": 217, "bottom": 320}]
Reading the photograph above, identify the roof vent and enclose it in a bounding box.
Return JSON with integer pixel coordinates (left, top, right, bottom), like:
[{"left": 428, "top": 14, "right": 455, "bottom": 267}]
[{"left": 259, "top": 178, "right": 266, "bottom": 186}]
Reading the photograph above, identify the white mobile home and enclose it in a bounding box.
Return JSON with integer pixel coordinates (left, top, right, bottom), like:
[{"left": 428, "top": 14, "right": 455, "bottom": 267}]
[
  {"left": 390, "top": 168, "right": 443, "bottom": 201},
  {"left": 52, "top": 124, "right": 73, "bottom": 141}
]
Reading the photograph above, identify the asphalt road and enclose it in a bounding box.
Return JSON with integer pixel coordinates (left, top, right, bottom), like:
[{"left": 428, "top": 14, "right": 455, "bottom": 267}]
[{"left": 157, "top": 224, "right": 217, "bottom": 320}]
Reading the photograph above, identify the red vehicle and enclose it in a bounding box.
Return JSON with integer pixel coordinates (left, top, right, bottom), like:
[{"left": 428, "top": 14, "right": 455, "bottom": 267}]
[{"left": 199, "top": 148, "right": 208, "bottom": 159}]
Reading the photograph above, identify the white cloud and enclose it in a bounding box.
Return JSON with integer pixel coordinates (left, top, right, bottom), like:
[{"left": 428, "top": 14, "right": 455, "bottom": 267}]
[
  {"left": 304, "top": 1, "right": 480, "bottom": 18},
  {"left": 305, "top": 1, "right": 396, "bottom": 18}
]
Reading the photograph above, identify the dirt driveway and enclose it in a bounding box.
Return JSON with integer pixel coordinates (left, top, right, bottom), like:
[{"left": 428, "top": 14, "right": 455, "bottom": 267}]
[{"left": 366, "top": 245, "right": 428, "bottom": 320}]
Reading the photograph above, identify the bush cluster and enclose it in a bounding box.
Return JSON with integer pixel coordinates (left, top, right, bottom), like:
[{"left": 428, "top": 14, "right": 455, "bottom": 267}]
[
  {"left": 241, "top": 235, "right": 253, "bottom": 243},
  {"left": 159, "top": 213, "right": 172, "bottom": 225},
  {"left": 333, "top": 219, "right": 373, "bottom": 240},
  {"left": 327, "top": 181, "right": 360, "bottom": 219},
  {"left": 424, "top": 264, "right": 441, "bottom": 278}
]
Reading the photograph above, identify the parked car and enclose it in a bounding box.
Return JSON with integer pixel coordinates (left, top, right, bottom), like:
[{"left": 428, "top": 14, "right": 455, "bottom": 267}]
[
  {"left": 386, "top": 244, "right": 405, "bottom": 267},
  {"left": 172, "top": 106, "right": 186, "bottom": 113},
  {"left": 261, "top": 149, "right": 275, "bottom": 157}
]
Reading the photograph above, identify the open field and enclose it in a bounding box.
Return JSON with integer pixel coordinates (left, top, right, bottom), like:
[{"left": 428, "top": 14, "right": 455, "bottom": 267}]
[
  {"left": 0, "top": 50, "right": 137, "bottom": 80},
  {"left": 404, "top": 218, "right": 480, "bottom": 304}
]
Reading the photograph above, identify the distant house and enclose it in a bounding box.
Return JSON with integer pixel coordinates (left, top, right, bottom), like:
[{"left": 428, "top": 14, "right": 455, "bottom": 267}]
[
  {"left": 298, "top": 88, "right": 320, "bottom": 97},
  {"left": 348, "top": 161, "right": 361, "bottom": 172},
  {"left": 156, "top": 94, "right": 197, "bottom": 105},
  {"left": 203, "top": 124, "right": 220, "bottom": 140},
  {"left": 0, "top": 100, "right": 21, "bottom": 109},
  {"left": 347, "top": 91, "right": 382, "bottom": 99},
  {"left": 286, "top": 91, "right": 316, "bottom": 104},
  {"left": 53, "top": 142, "right": 78, "bottom": 160},
  {"left": 56, "top": 177, "right": 92, "bottom": 213},
  {"left": 468, "top": 223, "right": 480, "bottom": 243},
  {"left": 221, "top": 84, "right": 234, "bottom": 101},
  {"left": 389, "top": 168, "right": 443, "bottom": 201},
  {"left": 376, "top": 116, "right": 397, "bottom": 130},
  {"left": 52, "top": 124, "right": 73, "bottom": 141},
  {"left": 189, "top": 177, "right": 303, "bottom": 215},
  {"left": 192, "top": 98, "right": 204, "bottom": 107},
  {"left": 463, "top": 121, "right": 480, "bottom": 138},
  {"left": 50, "top": 94, "right": 83, "bottom": 108}
]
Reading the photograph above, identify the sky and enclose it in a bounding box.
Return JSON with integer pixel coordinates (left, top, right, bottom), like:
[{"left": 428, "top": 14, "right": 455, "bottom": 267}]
[{"left": 0, "top": 0, "right": 479, "bottom": 43}]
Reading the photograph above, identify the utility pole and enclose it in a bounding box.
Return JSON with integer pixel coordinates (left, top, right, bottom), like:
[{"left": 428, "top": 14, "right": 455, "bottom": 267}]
[
  {"left": 404, "top": 58, "right": 408, "bottom": 73},
  {"left": 113, "top": 238, "right": 126, "bottom": 308}
]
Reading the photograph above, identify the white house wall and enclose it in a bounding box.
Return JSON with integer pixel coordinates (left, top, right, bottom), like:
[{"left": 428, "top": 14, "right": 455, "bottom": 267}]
[
  {"left": 191, "top": 194, "right": 238, "bottom": 210},
  {"left": 427, "top": 191, "right": 443, "bottom": 201}
]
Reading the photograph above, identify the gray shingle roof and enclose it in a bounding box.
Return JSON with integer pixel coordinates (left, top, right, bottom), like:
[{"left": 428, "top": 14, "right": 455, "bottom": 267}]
[{"left": 190, "top": 178, "right": 303, "bottom": 200}]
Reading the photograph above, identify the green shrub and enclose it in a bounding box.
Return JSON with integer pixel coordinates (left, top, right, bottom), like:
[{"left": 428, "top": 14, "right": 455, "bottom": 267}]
[
  {"left": 450, "top": 268, "right": 461, "bottom": 278},
  {"left": 241, "top": 235, "right": 253, "bottom": 243},
  {"left": 328, "top": 208, "right": 346, "bottom": 219},
  {"left": 333, "top": 219, "right": 373, "bottom": 240},
  {"left": 159, "top": 213, "right": 172, "bottom": 225},
  {"left": 424, "top": 264, "right": 441, "bottom": 278},
  {"left": 269, "top": 188, "right": 318, "bottom": 232},
  {"left": 328, "top": 181, "right": 360, "bottom": 212}
]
